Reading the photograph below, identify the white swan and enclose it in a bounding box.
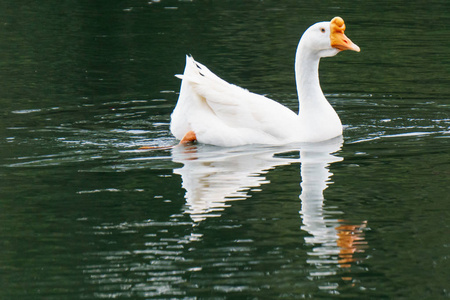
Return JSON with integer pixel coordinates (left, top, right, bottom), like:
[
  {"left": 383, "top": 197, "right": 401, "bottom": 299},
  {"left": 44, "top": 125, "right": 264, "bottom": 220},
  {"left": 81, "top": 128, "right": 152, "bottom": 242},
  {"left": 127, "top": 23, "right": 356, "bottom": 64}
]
[{"left": 170, "top": 17, "right": 360, "bottom": 147}]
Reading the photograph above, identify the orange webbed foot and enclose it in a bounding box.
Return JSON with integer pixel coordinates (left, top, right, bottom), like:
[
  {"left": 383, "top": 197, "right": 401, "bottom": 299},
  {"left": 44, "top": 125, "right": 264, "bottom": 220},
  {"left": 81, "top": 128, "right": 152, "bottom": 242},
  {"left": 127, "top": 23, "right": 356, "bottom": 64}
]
[
  {"left": 138, "top": 131, "right": 197, "bottom": 150},
  {"left": 180, "top": 130, "right": 197, "bottom": 144}
]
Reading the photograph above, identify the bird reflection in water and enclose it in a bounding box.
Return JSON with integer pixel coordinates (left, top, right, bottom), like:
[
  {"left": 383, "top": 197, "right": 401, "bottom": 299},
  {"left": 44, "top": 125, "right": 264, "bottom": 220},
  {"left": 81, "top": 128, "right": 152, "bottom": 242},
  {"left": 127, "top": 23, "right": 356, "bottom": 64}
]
[
  {"left": 298, "top": 139, "right": 368, "bottom": 284},
  {"left": 171, "top": 136, "right": 368, "bottom": 284},
  {"left": 336, "top": 220, "right": 368, "bottom": 269},
  {"left": 172, "top": 143, "right": 298, "bottom": 222}
]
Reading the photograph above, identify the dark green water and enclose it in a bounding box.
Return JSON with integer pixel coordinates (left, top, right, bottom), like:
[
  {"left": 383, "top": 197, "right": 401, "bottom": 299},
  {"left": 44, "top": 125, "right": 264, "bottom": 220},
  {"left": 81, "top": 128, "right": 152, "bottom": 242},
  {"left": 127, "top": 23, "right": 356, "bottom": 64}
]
[{"left": 1, "top": 1, "right": 449, "bottom": 299}]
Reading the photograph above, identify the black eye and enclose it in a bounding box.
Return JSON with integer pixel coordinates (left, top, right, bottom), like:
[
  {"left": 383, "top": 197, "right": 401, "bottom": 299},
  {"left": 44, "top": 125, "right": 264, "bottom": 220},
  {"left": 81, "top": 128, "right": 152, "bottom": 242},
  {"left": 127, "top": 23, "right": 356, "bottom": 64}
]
[{"left": 320, "top": 28, "right": 326, "bottom": 33}]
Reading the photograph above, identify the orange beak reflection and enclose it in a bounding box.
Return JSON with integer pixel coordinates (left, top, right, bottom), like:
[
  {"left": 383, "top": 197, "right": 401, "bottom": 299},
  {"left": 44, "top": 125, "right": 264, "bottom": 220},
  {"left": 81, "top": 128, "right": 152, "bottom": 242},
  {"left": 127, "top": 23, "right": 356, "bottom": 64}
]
[{"left": 330, "top": 17, "right": 360, "bottom": 52}]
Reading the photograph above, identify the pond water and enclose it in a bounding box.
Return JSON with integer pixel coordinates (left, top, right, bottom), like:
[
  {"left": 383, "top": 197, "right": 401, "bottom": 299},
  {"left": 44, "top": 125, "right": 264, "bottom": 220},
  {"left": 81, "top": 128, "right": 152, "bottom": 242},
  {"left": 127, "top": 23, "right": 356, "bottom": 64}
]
[{"left": 1, "top": 0, "right": 449, "bottom": 299}]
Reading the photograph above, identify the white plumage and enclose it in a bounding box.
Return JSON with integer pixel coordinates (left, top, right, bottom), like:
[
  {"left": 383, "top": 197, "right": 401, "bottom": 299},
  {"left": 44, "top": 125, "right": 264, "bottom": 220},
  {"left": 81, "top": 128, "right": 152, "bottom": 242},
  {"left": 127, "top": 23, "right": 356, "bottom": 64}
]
[{"left": 170, "top": 17, "right": 360, "bottom": 147}]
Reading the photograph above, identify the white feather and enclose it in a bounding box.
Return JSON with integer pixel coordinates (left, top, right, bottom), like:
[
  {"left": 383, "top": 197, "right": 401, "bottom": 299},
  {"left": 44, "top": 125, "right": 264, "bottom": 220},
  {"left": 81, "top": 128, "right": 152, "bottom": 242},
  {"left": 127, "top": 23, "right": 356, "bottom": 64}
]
[{"left": 170, "top": 18, "right": 359, "bottom": 146}]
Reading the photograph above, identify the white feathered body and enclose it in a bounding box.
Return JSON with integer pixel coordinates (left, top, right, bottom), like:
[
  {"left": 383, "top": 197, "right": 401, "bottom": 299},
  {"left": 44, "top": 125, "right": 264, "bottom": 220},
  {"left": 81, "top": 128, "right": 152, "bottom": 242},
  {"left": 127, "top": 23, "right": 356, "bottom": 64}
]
[
  {"left": 170, "top": 18, "right": 359, "bottom": 147},
  {"left": 171, "top": 57, "right": 301, "bottom": 147}
]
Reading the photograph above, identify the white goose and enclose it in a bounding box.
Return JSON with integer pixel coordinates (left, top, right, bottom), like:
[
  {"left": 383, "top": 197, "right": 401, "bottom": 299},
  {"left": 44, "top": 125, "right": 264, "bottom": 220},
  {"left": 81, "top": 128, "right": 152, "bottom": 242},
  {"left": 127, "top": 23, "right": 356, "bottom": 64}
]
[{"left": 170, "top": 17, "right": 360, "bottom": 147}]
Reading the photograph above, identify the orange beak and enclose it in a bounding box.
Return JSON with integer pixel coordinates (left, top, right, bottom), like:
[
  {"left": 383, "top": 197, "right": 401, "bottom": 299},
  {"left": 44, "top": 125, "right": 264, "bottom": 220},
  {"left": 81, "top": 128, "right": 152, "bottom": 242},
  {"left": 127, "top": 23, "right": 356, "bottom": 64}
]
[{"left": 330, "top": 17, "right": 360, "bottom": 52}]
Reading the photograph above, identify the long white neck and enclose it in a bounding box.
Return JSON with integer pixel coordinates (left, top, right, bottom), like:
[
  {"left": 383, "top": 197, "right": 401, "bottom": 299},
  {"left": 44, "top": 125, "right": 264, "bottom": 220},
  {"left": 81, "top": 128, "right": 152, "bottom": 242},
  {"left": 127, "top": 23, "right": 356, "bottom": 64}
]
[
  {"left": 295, "top": 46, "right": 327, "bottom": 113},
  {"left": 293, "top": 42, "right": 342, "bottom": 141}
]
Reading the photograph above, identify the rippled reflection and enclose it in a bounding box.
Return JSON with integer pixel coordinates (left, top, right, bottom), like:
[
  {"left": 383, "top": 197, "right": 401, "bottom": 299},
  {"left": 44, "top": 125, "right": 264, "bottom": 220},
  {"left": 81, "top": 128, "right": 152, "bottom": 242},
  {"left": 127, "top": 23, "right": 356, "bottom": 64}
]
[
  {"left": 172, "top": 143, "right": 300, "bottom": 222},
  {"left": 79, "top": 137, "right": 370, "bottom": 298},
  {"left": 173, "top": 137, "right": 368, "bottom": 290},
  {"left": 298, "top": 139, "right": 368, "bottom": 286}
]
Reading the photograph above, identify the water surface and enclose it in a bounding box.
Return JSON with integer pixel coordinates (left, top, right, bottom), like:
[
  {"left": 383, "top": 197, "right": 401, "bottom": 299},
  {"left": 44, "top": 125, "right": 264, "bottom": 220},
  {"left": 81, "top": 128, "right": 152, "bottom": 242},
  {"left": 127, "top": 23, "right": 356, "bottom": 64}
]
[{"left": 0, "top": 1, "right": 449, "bottom": 299}]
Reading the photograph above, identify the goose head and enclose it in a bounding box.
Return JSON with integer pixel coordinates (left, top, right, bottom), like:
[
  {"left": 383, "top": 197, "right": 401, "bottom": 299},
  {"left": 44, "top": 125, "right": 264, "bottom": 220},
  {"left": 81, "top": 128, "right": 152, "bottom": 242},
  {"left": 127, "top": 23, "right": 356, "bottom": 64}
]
[{"left": 300, "top": 16, "right": 360, "bottom": 58}]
